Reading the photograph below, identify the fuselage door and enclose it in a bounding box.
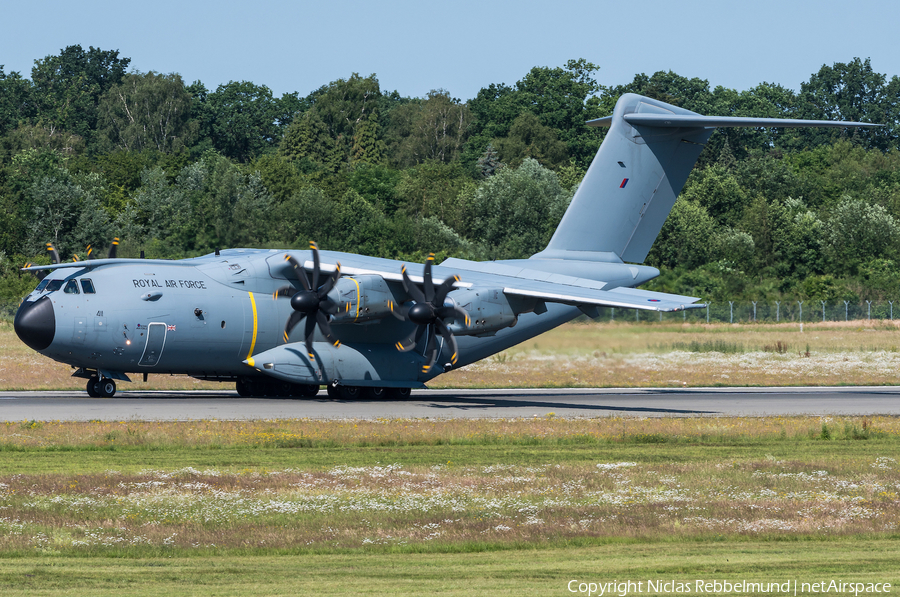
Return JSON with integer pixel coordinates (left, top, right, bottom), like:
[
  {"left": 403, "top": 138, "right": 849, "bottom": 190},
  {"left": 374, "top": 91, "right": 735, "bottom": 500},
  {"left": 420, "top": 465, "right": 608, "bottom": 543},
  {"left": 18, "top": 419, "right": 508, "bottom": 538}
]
[{"left": 138, "top": 322, "right": 168, "bottom": 367}]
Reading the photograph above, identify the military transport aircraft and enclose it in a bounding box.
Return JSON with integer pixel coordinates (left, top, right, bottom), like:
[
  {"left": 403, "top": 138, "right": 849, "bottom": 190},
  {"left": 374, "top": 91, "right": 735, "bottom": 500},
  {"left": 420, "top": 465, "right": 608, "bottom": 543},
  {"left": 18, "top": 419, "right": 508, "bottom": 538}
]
[{"left": 13, "top": 93, "right": 876, "bottom": 398}]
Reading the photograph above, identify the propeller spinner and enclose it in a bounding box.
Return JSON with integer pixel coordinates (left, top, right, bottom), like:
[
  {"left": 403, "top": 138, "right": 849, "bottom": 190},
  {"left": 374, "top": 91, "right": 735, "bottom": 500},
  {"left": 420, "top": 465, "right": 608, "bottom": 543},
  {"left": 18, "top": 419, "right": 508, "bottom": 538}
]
[
  {"left": 273, "top": 241, "right": 345, "bottom": 360},
  {"left": 390, "top": 253, "right": 469, "bottom": 373}
]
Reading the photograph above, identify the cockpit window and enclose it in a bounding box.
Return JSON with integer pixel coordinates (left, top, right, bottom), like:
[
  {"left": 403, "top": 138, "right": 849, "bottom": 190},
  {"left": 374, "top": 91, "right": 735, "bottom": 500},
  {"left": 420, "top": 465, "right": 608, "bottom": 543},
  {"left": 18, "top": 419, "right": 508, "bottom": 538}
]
[
  {"left": 64, "top": 280, "right": 80, "bottom": 294},
  {"left": 80, "top": 279, "right": 96, "bottom": 294},
  {"left": 35, "top": 279, "right": 49, "bottom": 292},
  {"left": 46, "top": 280, "right": 63, "bottom": 292}
]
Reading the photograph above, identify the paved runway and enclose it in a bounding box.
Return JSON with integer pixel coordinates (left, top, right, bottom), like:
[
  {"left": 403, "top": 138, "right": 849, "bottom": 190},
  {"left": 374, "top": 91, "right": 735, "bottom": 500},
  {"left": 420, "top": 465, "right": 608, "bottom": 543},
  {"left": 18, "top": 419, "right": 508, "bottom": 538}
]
[{"left": 0, "top": 387, "right": 898, "bottom": 420}]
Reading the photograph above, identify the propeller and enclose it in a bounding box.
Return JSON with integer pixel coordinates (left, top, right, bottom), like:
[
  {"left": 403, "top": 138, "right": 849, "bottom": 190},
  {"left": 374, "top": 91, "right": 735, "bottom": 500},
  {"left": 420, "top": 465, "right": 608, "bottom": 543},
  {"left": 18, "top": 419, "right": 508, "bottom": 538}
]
[
  {"left": 87, "top": 237, "right": 119, "bottom": 260},
  {"left": 389, "top": 253, "right": 469, "bottom": 374},
  {"left": 273, "top": 241, "right": 345, "bottom": 360},
  {"left": 24, "top": 243, "right": 61, "bottom": 281}
]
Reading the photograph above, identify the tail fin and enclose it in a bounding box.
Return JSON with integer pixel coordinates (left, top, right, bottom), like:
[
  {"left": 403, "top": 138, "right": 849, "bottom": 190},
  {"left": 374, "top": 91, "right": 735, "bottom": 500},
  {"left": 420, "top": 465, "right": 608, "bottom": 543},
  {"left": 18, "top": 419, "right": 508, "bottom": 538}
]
[{"left": 533, "top": 93, "right": 877, "bottom": 264}]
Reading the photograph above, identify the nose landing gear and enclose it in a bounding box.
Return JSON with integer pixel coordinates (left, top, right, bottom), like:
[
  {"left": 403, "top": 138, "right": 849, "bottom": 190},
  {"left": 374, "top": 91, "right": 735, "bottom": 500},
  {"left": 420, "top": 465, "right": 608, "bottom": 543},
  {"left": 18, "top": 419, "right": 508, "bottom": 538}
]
[{"left": 86, "top": 377, "right": 117, "bottom": 398}]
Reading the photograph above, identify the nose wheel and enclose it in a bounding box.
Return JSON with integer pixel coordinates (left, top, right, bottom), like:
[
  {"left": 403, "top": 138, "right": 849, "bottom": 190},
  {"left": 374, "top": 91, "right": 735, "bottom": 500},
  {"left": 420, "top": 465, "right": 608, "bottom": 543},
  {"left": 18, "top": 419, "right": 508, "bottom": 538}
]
[{"left": 86, "top": 378, "right": 117, "bottom": 398}]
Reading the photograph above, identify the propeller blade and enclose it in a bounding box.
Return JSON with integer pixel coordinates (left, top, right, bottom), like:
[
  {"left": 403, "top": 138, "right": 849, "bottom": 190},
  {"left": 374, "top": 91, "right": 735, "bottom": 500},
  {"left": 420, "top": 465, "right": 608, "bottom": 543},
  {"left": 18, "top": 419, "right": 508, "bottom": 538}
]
[
  {"left": 434, "top": 275, "right": 460, "bottom": 306},
  {"left": 423, "top": 253, "right": 435, "bottom": 302},
  {"left": 284, "top": 255, "right": 311, "bottom": 291},
  {"left": 46, "top": 243, "right": 60, "bottom": 264},
  {"left": 436, "top": 305, "right": 471, "bottom": 329},
  {"left": 434, "top": 318, "right": 459, "bottom": 366},
  {"left": 395, "top": 325, "right": 425, "bottom": 352},
  {"left": 304, "top": 314, "right": 317, "bottom": 359},
  {"left": 273, "top": 285, "right": 297, "bottom": 300},
  {"left": 317, "top": 262, "right": 341, "bottom": 298},
  {"left": 310, "top": 241, "right": 320, "bottom": 291},
  {"left": 108, "top": 238, "right": 119, "bottom": 259},
  {"left": 401, "top": 265, "right": 427, "bottom": 304},
  {"left": 389, "top": 301, "right": 410, "bottom": 321},
  {"left": 421, "top": 327, "right": 439, "bottom": 373},
  {"left": 319, "top": 296, "right": 341, "bottom": 315},
  {"left": 316, "top": 310, "right": 341, "bottom": 347},
  {"left": 284, "top": 310, "right": 304, "bottom": 342}
]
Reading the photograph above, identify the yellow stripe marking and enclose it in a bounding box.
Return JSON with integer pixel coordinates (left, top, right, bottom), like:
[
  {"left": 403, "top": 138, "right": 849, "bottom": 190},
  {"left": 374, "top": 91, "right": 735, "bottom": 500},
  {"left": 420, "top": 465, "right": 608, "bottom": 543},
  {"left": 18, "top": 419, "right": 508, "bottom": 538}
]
[
  {"left": 349, "top": 276, "right": 361, "bottom": 321},
  {"left": 247, "top": 292, "right": 258, "bottom": 360},
  {"left": 247, "top": 357, "right": 255, "bottom": 367}
]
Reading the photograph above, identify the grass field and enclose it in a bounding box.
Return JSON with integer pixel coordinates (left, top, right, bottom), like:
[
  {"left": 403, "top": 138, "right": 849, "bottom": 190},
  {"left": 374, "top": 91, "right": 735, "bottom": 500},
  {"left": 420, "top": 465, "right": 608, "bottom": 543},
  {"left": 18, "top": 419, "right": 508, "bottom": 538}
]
[
  {"left": 5, "top": 318, "right": 900, "bottom": 391},
  {"left": 4, "top": 321, "right": 900, "bottom": 594},
  {"left": 1, "top": 418, "right": 899, "bottom": 594}
]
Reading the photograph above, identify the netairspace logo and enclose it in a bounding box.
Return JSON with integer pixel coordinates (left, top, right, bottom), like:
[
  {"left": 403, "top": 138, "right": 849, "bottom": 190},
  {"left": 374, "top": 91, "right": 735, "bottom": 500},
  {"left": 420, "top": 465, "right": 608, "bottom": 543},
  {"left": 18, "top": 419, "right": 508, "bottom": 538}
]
[{"left": 567, "top": 579, "right": 893, "bottom": 596}]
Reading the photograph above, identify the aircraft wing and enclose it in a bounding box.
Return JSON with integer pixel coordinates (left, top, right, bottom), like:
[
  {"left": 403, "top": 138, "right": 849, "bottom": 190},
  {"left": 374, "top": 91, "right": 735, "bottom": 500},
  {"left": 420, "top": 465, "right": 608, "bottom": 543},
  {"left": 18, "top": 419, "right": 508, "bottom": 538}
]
[{"left": 437, "top": 258, "right": 702, "bottom": 312}]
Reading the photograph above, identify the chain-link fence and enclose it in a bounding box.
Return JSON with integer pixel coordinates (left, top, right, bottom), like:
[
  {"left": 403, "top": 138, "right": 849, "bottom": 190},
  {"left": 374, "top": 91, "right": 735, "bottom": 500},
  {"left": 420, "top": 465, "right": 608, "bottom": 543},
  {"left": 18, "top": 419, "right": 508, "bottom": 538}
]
[{"left": 614, "top": 300, "right": 900, "bottom": 324}]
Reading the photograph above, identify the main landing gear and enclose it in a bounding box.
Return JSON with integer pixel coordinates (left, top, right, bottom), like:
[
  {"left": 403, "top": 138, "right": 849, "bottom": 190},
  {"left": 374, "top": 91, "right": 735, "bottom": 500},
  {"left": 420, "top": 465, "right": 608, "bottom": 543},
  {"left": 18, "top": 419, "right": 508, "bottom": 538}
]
[{"left": 86, "top": 377, "right": 116, "bottom": 398}]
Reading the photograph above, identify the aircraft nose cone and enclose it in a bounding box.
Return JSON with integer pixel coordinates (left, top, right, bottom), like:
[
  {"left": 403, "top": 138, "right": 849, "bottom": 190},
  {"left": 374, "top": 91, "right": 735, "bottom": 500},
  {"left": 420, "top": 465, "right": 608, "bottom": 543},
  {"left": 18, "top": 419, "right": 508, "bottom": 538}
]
[{"left": 14, "top": 295, "right": 55, "bottom": 351}]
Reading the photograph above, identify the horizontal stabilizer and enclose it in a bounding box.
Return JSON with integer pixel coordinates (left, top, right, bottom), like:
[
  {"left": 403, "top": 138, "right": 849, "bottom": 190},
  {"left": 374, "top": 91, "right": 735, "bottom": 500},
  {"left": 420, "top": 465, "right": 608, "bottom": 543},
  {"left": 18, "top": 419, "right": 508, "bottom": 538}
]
[{"left": 585, "top": 114, "right": 881, "bottom": 129}]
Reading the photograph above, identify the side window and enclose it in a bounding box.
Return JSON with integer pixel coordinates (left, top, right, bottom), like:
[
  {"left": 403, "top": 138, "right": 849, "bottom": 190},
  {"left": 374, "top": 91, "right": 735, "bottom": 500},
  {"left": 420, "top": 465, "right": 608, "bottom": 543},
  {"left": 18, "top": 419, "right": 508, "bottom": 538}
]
[
  {"left": 64, "top": 280, "right": 80, "bottom": 294},
  {"left": 36, "top": 279, "right": 49, "bottom": 292},
  {"left": 81, "top": 279, "right": 96, "bottom": 294},
  {"left": 46, "top": 280, "right": 63, "bottom": 292}
]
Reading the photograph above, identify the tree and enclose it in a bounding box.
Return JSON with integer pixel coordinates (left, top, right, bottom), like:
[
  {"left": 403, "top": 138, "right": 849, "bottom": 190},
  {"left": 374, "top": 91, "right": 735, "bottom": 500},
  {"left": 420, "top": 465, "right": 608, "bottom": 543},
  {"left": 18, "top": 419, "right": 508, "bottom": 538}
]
[
  {"left": 351, "top": 113, "right": 385, "bottom": 165},
  {"left": 476, "top": 143, "right": 501, "bottom": 178},
  {"left": 30, "top": 45, "right": 130, "bottom": 149},
  {"left": 204, "top": 81, "right": 280, "bottom": 162},
  {"left": 493, "top": 112, "right": 568, "bottom": 169},
  {"left": 98, "top": 71, "right": 196, "bottom": 153},
  {"left": 26, "top": 171, "right": 111, "bottom": 256},
  {"left": 646, "top": 198, "right": 716, "bottom": 270},
  {"left": 278, "top": 111, "right": 337, "bottom": 171},
  {"left": 0, "top": 66, "right": 35, "bottom": 137},
  {"left": 347, "top": 162, "right": 401, "bottom": 212},
  {"left": 393, "top": 90, "right": 470, "bottom": 166},
  {"left": 116, "top": 167, "right": 191, "bottom": 247},
  {"left": 680, "top": 164, "right": 750, "bottom": 227},
  {"left": 825, "top": 195, "right": 900, "bottom": 275},
  {"left": 280, "top": 74, "right": 384, "bottom": 171},
  {"left": 465, "top": 59, "right": 604, "bottom": 169},
  {"left": 463, "top": 158, "right": 572, "bottom": 258},
  {"left": 396, "top": 161, "right": 472, "bottom": 230},
  {"left": 791, "top": 58, "right": 899, "bottom": 151}
]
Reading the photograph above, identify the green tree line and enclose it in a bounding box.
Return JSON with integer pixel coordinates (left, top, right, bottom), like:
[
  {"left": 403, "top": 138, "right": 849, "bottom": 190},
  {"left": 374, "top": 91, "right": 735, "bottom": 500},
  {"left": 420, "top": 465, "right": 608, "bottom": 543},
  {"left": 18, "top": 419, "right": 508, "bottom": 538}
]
[{"left": 2, "top": 46, "right": 899, "bottom": 306}]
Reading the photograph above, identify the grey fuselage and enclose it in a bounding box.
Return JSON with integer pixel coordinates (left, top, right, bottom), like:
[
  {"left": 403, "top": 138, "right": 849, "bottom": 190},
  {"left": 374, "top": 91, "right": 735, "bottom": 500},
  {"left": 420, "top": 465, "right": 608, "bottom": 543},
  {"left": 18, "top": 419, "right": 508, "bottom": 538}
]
[{"left": 16, "top": 248, "right": 586, "bottom": 386}]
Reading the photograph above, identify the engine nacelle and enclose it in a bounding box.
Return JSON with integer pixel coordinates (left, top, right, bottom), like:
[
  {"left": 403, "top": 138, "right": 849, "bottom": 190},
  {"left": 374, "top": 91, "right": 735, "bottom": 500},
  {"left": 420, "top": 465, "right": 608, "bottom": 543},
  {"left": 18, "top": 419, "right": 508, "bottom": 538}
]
[
  {"left": 330, "top": 275, "right": 395, "bottom": 324},
  {"left": 448, "top": 288, "right": 518, "bottom": 336}
]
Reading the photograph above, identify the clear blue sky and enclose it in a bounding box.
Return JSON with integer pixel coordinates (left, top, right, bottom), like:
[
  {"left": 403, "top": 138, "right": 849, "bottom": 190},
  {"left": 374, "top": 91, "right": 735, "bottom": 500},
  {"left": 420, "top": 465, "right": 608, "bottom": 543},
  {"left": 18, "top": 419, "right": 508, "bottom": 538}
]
[{"left": 3, "top": 0, "right": 898, "bottom": 101}]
